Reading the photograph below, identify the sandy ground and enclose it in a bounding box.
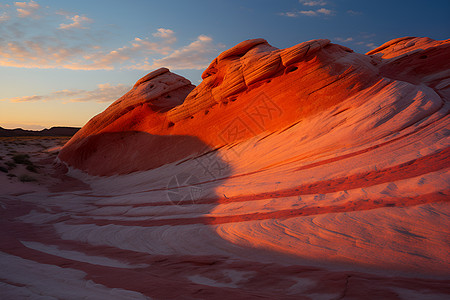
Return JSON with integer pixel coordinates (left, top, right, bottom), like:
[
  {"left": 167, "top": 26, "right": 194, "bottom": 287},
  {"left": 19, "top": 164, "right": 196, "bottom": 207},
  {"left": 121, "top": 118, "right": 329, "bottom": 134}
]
[
  {"left": 0, "top": 136, "right": 89, "bottom": 195},
  {"left": 1, "top": 128, "right": 449, "bottom": 299}
]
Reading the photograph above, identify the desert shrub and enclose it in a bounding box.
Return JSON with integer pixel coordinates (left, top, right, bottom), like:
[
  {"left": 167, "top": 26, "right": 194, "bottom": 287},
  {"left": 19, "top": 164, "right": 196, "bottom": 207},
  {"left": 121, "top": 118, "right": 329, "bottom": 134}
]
[
  {"left": 12, "top": 154, "right": 32, "bottom": 165},
  {"left": 5, "top": 161, "right": 16, "bottom": 169},
  {"left": 7, "top": 173, "right": 16, "bottom": 178},
  {"left": 0, "top": 155, "right": 3, "bottom": 160},
  {"left": 0, "top": 166, "right": 7, "bottom": 173},
  {"left": 19, "top": 174, "right": 37, "bottom": 182},
  {"left": 26, "top": 165, "right": 38, "bottom": 173}
]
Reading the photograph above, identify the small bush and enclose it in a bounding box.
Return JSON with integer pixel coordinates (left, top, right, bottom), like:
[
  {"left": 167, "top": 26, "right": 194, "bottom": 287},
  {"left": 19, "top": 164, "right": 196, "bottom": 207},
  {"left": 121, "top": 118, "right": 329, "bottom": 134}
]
[
  {"left": 0, "top": 166, "right": 7, "bottom": 173},
  {"left": 7, "top": 173, "right": 16, "bottom": 178},
  {"left": 0, "top": 155, "right": 3, "bottom": 160},
  {"left": 12, "top": 154, "right": 32, "bottom": 165},
  {"left": 19, "top": 174, "right": 37, "bottom": 182},
  {"left": 5, "top": 161, "right": 16, "bottom": 169},
  {"left": 26, "top": 165, "right": 38, "bottom": 173}
]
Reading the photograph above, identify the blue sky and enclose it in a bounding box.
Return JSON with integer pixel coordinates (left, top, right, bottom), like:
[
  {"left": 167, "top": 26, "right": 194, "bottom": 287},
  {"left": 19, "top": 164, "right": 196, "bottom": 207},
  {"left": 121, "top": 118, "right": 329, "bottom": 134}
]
[{"left": 1, "top": 0, "right": 449, "bottom": 129}]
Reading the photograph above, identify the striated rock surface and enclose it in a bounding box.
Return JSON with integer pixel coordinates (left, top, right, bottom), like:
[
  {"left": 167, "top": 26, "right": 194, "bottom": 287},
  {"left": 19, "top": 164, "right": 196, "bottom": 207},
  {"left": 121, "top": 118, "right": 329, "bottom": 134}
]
[
  {"left": 367, "top": 37, "right": 450, "bottom": 92},
  {"left": 59, "top": 68, "right": 197, "bottom": 174},
  {"left": 59, "top": 36, "right": 450, "bottom": 177},
  {"left": 2, "top": 36, "right": 450, "bottom": 299},
  {"left": 60, "top": 38, "right": 385, "bottom": 175}
]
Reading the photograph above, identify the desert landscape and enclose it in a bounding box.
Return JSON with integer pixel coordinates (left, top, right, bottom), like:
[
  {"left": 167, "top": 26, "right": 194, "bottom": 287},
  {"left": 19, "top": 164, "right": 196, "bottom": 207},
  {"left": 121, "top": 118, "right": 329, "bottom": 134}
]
[{"left": 1, "top": 34, "right": 449, "bottom": 299}]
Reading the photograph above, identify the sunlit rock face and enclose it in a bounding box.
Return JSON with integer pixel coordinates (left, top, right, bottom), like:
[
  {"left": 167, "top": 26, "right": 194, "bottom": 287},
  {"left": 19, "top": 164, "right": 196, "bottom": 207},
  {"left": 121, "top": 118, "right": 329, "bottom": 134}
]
[
  {"left": 60, "top": 38, "right": 384, "bottom": 175},
  {"left": 26, "top": 37, "right": 450, "bottom": 298}
]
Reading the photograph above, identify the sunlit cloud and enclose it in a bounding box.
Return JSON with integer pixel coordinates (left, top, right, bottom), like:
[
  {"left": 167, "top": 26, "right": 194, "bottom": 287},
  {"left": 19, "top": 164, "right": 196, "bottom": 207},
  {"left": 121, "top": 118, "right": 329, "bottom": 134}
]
[
  {"left": 334, "top": 37, "right": 354, "bottom": 43},
  {"left": 281, "top": 8, "right": 334, "bottom": 17},
  {"left": 0, "top": 12, "right": 10, "bottom": 22},
  {"left": 0, "top": 21, "right": 220, "bottom": 71},
  {"left": 347, "top": 10, "right": 363, "bottom": 15},
  {"left": 59, "top": 14, "right": 92, "bottom": 29},
  {"left": 279, "top": 11, "right": 298, "bottom": 18},
  {"left": 133, "top": 35, "right": 223, "bottom": 70},
  {"left": 0, "top": 1, "right": 221, "bottom": 71},
  {"left": 3, "top": 83, "right": 131, "bottom": 103},
  {"left": 14, "top": 0, "right": 39, "bottom": 18},
  {"left": 299, "top": 10, "right": 317, "bottom": 16},
  {"left": 334, "top": 33, "right": 377, "bottom": 50},
  {"left": 299, "top": 0, "right": 327, "bottom": 6},
  {"left": 300, "top": 8, "right": 333, "bottom": 16},
  {"left": 152, "top": 28, "right": 176, "bottom": 43},
  {"left": 317, "top": 8, "right": 332, "bottom": 15},
  {"left": 281, "top": 0, "right": 334, "bottom": 17}
]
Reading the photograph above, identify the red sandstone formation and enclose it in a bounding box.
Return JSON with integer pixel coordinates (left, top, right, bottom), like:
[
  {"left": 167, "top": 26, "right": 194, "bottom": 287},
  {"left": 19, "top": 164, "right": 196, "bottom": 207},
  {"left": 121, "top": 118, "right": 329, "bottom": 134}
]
[
  {"left": 2, "top": 36, "right": 450, "bottom": 299},
  {"left": 59, "top": 38, "right": 384, "bottom": 175},
  {"left": 59, "top": 36, "right": 449, "bottom": 176}
]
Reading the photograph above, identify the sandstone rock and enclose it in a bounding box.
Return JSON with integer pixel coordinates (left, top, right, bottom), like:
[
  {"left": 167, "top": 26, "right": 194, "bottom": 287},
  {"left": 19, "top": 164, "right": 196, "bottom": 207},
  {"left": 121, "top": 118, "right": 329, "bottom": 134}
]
[
  {"left": 367, "top": 37, "right": 450, "bottom": 92},
  {"left": 59, "top": 37, "right": 450, "bottom": 176}
]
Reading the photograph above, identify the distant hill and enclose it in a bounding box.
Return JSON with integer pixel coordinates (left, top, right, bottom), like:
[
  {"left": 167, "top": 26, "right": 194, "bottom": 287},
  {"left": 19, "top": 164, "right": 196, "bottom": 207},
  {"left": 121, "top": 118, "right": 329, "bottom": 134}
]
[{"left": 0, "top": 126, "right": 80, "bottom": 137}]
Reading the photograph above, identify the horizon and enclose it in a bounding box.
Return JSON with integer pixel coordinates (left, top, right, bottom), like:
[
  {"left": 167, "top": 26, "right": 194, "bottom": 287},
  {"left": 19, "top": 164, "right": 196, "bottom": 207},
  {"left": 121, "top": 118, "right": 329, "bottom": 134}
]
[
  {"left": 1, "top": 0, "right": 449, "bottom": 130},
  {"left": 0, "top": 125, "right": 80, "bottom": 130}
]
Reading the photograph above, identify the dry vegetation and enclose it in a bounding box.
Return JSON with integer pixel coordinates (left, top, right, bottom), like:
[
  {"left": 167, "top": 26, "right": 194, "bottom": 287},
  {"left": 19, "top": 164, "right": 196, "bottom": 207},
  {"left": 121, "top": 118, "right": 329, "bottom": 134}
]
[{"left": 0, "top": 136, "right": 71, "bottom": 184}]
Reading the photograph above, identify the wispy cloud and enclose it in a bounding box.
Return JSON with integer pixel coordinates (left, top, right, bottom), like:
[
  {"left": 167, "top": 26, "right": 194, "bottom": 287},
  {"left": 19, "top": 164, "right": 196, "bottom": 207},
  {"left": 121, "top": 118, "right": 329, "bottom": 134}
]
[
  {"left": 0, "top": 0, "right": 222, "bottom": 71},
  {"left": 347, "top": 10, "right": 363, "bottom": 16},
  {"left": 302, "top": 8, "right": 333, "bottom": 16},
  {"left": 0, "top": 12, "right": 10, "bottom": 22},
  {"left": 334, "top": 37, "right": 354, "bottom": 43},
  {"left": 279, "top": 11, "right": 298, "bottom": 18},
  {"left": 59, "top": 14, "right": 92, "bottom": 29},
  {"left": 334, "top": 34, "right": 377, "bottom": 50},
  {"left": 152, "top": 28, "right": 176, "bottom": 43},
  {"left": 299, "top": 0, "right": 327, "bottom": 6},
  {"left": 134, "top": 35, "right": 223, "bottom": 70},
  {"left": 281, "top": 7, "right": 334, "bottom": 17},
  {"left": 14, "top": 0, "right": 39, "bottom": 18},
  {"left": 281, "top": 0, "right": 334, "bottom": 18},
  {"left": 3, "top": 83, "right": 131, "bottom": 103}
]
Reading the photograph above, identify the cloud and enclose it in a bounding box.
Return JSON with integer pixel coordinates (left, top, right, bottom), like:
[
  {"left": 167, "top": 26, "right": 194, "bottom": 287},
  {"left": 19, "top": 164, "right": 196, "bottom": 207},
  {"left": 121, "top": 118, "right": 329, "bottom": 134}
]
[
  {"left": 134, "top": 35, "right": 222, "bottom": 70},
  {"left": 0, "top": 40, "right": 86, "bottom": 68},
  {"left": 290, "top": 8, "right": 334, "bottom": 17},
  {"left": 3, "top": 83, "right": 131, "bottom": 103},
  {"left": 347, "top": 10, "right": 362, "bottom": 15},
  {"left": 0, "top": 24, "right": 219, "bottom": 71},
  {"left": 7, "top": 94, "right": 44, "bottom": 102},
  {"left": 299, "top": 10, "right": 317, "bottom": 16},
  {"left": 0, "top": 12, "right": 10, "bottom": 22},
  {"left": 279, "top": 11, "right": 298, "bottom": 18},
  {"left": 152, "top": 28, "right": 176, "bottom": 43},
  {"left": 281, "top": 0, "right": 334, "bottom": 17},
  {"left": 59, "top": 15, "right": 92, "bottom": 29},
  {"left": 316, "top": 8, "right": 333, "bottom": 15},
  {"left": 0, "top": 2, "right": 222, "bottom": 71},
  {"left": 14, "top": 0, "right": 39, "bottom": 18},
  {"left": 335, "top": 37, "right": 354, "bottom": 43},
  {"left": 69, "top": 30, "right": 180, "bottom": 70},
  {"left": 281, "top": 7, "right": 334, "bottom": 17},
  {"left": 334, "top": 33, "right": 377, "bottom": 50},
  {"left": 299, "top": 0, "right": 327, "bottom": 6}
]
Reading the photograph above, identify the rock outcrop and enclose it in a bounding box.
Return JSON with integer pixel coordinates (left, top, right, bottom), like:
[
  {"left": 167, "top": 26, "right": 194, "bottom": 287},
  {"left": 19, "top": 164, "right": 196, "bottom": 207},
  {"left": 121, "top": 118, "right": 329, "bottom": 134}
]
[
  {"left": 367, "top": 37, "right": 450, "bottom": 92},
  {"left": 59, "top": 37, "right": 449, "bottom": 176},
  {"left": 4, "top": 36, "right": 450, "bottom": 299}
]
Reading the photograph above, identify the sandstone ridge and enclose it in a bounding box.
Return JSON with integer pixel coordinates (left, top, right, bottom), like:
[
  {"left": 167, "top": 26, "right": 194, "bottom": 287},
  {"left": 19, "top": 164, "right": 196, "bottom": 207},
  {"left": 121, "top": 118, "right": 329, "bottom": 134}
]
[{"left": 59, "top": 37, "right": 450, "bottom": 176}]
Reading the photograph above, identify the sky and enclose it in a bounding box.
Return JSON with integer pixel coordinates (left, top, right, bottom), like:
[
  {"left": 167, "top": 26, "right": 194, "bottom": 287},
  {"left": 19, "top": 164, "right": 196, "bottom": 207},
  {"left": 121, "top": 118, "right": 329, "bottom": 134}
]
[{"left": 0, "top": 0, "right": 449, "bottom": 130}]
